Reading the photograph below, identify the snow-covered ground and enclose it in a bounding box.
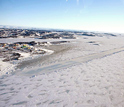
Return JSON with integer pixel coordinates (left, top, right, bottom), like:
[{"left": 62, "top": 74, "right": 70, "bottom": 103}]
[
  {"left": 0, "top": 47, "right": 54, "bottom": 76},
  {"left": 0, "top": 34, "right": 124, "bottom": 107},
  {"left": 0, "top": 50, "right": 124, "bottom": 107},
  {"left": 16, "top": 35, "right": 124, "bottom": 71},
  {"left": 0, "top": 59, "right": 15, "bottom": 75},
  {"left": 0, "top": 38, "right": 75, "bottom": 44}
]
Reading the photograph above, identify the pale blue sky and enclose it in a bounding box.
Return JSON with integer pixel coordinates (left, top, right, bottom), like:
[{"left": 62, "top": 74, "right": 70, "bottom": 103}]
[{"left": 0, "top": 0, "right": 124, "bottom": 33}]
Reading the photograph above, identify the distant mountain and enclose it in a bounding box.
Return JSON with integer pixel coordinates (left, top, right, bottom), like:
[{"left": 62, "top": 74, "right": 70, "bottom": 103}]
[
  {"left": 0, "top": 25, "right": 81, "bottom": 32},
  {"left": 0, "top": 25, "right": 36, "bottom": 29}
]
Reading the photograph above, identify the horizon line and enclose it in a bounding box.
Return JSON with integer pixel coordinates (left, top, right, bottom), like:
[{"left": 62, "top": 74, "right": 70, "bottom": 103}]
[{"left": 0, "top": 24, "right": 124, "bottom": 34}]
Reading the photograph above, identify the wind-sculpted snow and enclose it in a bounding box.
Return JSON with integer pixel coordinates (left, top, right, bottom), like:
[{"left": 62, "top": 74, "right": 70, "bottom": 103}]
[{"left": 0, "top": 51, "right": 124, "bottom": 107}]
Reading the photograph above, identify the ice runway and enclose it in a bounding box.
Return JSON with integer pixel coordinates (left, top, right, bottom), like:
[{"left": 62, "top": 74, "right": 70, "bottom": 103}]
[{"left": 16, "top": 47, "right": 124, "bottom": 76}]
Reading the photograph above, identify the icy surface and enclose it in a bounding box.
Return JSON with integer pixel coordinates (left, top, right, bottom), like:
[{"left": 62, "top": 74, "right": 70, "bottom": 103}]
[
  {"left": 0, "top": 38, "right": 75, "bottom": 44},
  {"left": 0, "top": 51, "right": 124, "bottom": 107},
  {"left": 14, "top": 35, "right": 124, "bottom": 72},
  {"left": 0, "top": 35, "right": 124, "bottom": 107}
]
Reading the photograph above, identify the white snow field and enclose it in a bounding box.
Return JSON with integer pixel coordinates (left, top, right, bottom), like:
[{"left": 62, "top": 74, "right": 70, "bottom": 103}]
[
  {"left": 0, "top": 51, "right": 124, "bottom": 107},
  {"left": 11, "top": 35, "right": 124, "bottom": 74},
  {"left": 0, "top": 34, "right": 124, "bottom": 107}
]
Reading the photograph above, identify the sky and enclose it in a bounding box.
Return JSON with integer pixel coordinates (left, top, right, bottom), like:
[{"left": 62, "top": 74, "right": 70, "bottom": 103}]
[{"left": 0, "top": 0, "right": 124, "bottom": 33}]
